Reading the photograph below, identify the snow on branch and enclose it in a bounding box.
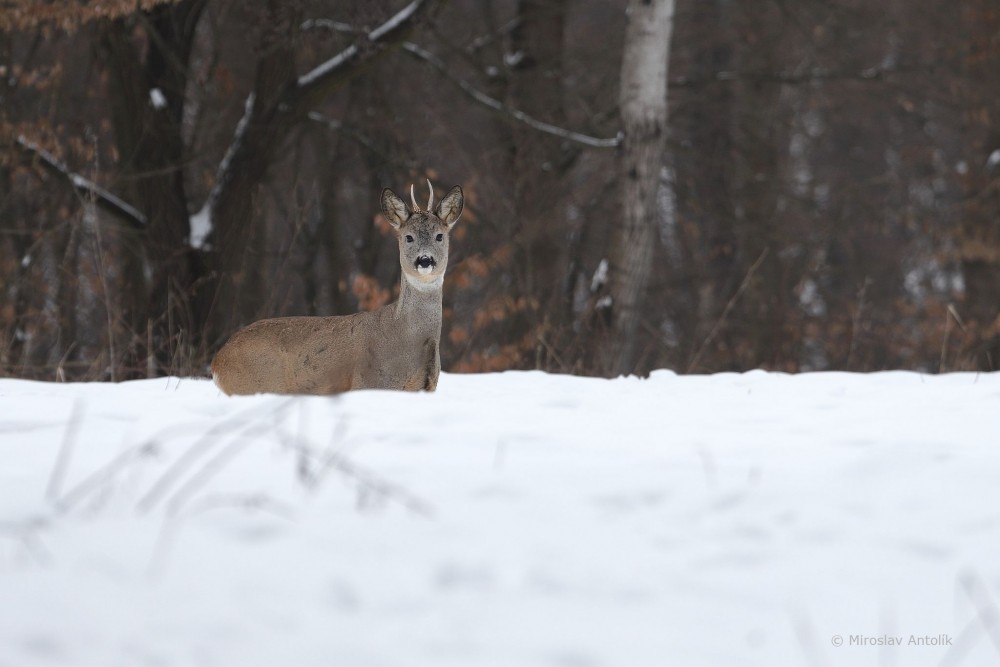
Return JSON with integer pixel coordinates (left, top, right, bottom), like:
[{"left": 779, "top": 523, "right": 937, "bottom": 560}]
[
  {"left": 300, "top": 18, "right": 361, "bottom": 34},
  {"left": 298, "top": 44, "right": 360, "bottom": 88},
  {"left": 297, "top": 0, "right": 435, "bottom": 90},
  {"left": 16, "top": 136, "right": 147, "bottom": 229},
  {"left": 206, "top": 93, "right": 255, "bottom": 211},
  {"left": 402, "top": 42, "right": 622, "bottom": 149},
  {"left": 194, "top": 92, "right": 257, "bottom": 248},
  {"left": 369, "top": 0, "right": 423, "bottom": 41},
  {"left": 203, "top": 1, "right": 440, "bottom": 233}
]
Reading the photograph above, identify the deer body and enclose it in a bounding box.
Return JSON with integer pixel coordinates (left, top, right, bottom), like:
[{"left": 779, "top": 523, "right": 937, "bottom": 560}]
[{"left": 211, "top": 182, "right": 464, "bottom": 395}]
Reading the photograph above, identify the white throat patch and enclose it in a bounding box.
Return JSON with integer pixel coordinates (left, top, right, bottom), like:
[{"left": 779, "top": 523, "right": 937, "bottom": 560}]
[{"left": 405, "top": 272, "right": 444, "bottom": 291}]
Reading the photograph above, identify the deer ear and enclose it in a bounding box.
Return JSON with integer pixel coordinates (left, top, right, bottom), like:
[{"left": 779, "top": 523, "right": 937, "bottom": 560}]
[
  {"left": 434, "top": 185, "right": 464, "bottom": 227},
  {"left": 381, "top": 188, "right": 410, "bottom": 228}
]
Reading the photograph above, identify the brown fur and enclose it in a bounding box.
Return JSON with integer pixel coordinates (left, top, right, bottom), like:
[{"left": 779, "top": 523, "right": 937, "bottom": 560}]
[{"left": 211, "top": 183, "right": 463, "bottom": 395}]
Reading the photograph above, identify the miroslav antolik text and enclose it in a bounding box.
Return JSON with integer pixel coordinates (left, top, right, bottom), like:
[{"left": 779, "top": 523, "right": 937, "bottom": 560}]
[{"left": 849, "top": 634, "right": 953, "bottom": 647}]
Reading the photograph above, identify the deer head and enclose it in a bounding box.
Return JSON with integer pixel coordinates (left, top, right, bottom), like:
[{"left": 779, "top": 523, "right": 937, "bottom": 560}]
[{"left": 381, "top": 180, "right": 464, "bottom": 284}]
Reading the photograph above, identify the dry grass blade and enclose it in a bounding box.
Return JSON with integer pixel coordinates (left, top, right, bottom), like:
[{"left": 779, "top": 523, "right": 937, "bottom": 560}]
[
  {"left": 687, "top": 248, "right": 769, "bottom": 373},
  {"left": 46, "top": 397, "right": 85, "bottom": 503},
  {"left": 137, "top": 399, "right": 294, "bottom": 513}
]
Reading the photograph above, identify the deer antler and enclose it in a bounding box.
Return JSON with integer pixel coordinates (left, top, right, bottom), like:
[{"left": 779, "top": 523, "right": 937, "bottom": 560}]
[
  {"left": 409, "top": 183, "right": 420, "bottom": 211},
  {"left": 426, "top": 179, "right": 435, "bottom": 211}
]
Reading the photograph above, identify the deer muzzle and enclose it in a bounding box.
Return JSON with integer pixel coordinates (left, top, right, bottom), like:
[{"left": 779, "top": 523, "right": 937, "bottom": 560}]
[{"left": 415, "top": 255, "right": 436, "bottom": 274}]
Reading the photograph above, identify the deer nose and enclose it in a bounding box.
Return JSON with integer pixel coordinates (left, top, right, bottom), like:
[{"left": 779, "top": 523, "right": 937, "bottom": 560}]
[{"left": 415, "top": 255, "right": 435, "bottom": 269}]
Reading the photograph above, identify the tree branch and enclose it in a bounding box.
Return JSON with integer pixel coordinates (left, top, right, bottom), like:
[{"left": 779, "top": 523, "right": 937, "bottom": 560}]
[
  {"left": 206, "top": 0, "right": 443, "bottom": 231},
  {"left": 300, "top": 18, "right": 361, "bottom": 34},
  {"left": 402, "top": 41, "right": 622, "bottom": 149},
  {"left": 306, "top": 111, "right": 419, "bottom": 170},
  {"left": 686, "top": 248, "right": 770, "bottom": 373},
  {"left": 292, "top": 0, "right": 444, "bottom": 110},
  {"left": 465, "top": 16, "right": 521, "bottom": 55},
  {"left": 15, "top": 136, "right": 147, "bottom": 230},
  {"left": 668, "top": 58, "right": 965, "bottom": 89}
]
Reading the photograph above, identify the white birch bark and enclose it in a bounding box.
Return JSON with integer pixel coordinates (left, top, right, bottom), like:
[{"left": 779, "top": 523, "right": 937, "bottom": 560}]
[{"left": 609, "top": 0, "right": 675, "bottom": 374}]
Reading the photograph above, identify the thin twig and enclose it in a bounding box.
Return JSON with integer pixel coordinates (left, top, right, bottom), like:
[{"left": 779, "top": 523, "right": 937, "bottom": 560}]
[
  {"left": 687, "top": 248, "right": 770, "bottom": 373},
  {"left": 274, "top": 415, "right": 435, "bottom": 519},
  {"left": 88, "top": 202, "right": 118, "bottom": 381},
  {"left": 137, "top": 399, "right": 293, "bottom": 513},
  {"left": 789, "top": 607, "right": 835, "bottom": 667},
  {"left": 465, "top": 16, "right": 521, "bottom": 54},
  {"left": 56, "top": 441, "right": 160, "bottom": 512},
  {"left": 314, "top": 449, "right": 435, "bottom": 518},
  {"left": 185, "top": 492, "right": 297, "bottom": 520},
  {"left": 300, "top": 18, "right": 363, "bottom": 34},
  {"left": 667, "top": 57, "right": 967, "bottom": 90},
  {"left": 46, "top": 398, "right": 85, "bottom": 503},
  {"left": 940, "top": 571, "right": 1000, "bottom": 666},
  {"left": 845, "top": 277, "right": 871, "bottom": 371},
  {"left": 55, "top": 342, "right": 77, "bottom": 383},
  {"left": 963, "top": 571, "right": 1000, "bottom": 657},
  {"left": 146, "top": 516, "right": 179, "bottom": 578},
  {"left": 295, "top": 0, "right": 441, "bottom": 91},
  {"left": 163, "top": 423, "right": 265, "bottom": 517},
  {"left": 15, "top": 136, "right": 147, "bottom": 229},
  {"left": 306, "top": 111, "right": 419, "bottom": 170},
  {"left": 402, "top": 42, "right": 622, "bottom": 149},
  {"left": 939, "top": 304, "right": 963, "bottom": 373},
  {"left": 0, "top": 521, "right": 51, "bottom": 568}
]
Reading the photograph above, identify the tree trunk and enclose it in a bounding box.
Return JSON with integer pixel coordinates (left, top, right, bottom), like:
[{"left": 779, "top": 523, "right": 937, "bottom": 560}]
[
  {"left": 608, "top": 0, "right": 675, "bottom": 375},
  {"left": 508, "top": 0, "right": 568, "bottom": 318},
  {"left": 671, "top": 0, "right": 737, "bottom": 370},
  {"left": 958, "top": 0, "right": 1000, "bottom": 370},
  {"left": 102, "top": 0, "right": 206, "bottom": 376},
  {"left": 202, "top": 0, "right": 441, "bottom": 347},
  {"left": 728, "top": 41, "right": 786, "bottom": 371},
  {"left": 204, "top": 0, "right": 297, "bottom": 346}
]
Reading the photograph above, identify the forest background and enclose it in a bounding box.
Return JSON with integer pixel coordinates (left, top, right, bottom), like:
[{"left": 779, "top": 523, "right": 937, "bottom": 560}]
[{"left": 2, "top": 0, "right": 998, "bottom": 381}]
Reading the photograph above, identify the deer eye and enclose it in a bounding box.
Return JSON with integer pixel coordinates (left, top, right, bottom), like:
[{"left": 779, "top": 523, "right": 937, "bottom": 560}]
[
  {"left": 405, "top": 235, "right": 414, "bottom": 243},
  {"left": 435, "top": 233, "right": 444, "bottom": 242}
]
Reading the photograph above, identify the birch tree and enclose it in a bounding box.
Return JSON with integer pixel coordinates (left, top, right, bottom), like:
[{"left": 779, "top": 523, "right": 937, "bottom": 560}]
[{"left": 608, "top": 0, "right": 674, "bottom": 375}]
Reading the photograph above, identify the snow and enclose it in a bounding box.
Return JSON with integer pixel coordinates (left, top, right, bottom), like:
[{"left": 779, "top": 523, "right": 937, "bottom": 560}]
[
  {"left": 2, "top": 370, "right": 1000, "bottom": 666},
  {"left": 986, "top": 149, "right": 1000, "bottom": 171},
  {"left": 297, "top": 44, "right": 359, "bottom": 88},
  {"left": 503, "top": 50, "right": 526, "bottom": 68},
  {"left": 189, "top": 205, "right": 212, "bottom": 250},
  {"left": 197, "top": 91, "right": 254, "bottom": 246},
  {"left": 149, "top": 88, "right": 167, "bottom": 110},
  {"left": 590, "top": 258, "right": 608, "bottom": 292},
  {"left": 367, "top": 0, "right": 422, "bottom": 41},
  {"left": 214, "top": 92, "right": 255, "bottom": 193},
  {"left": 298, "top": 0, "right": 425, "bottom": 87}
]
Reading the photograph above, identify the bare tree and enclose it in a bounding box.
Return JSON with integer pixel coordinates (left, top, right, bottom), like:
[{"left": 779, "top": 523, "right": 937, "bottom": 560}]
[
  {"left": 4, "top": 0, "right": 1000, "bottom": 381},
  {"left": 607, "top": 0, "right": 675, "bottom": 375},
  {"left": 957, "top": 0, "right": 1000, "bottom": 370}
]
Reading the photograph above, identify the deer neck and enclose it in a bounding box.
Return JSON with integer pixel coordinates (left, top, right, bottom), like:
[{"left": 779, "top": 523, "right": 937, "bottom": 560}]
[{"left": 395, "top": 272, "right": 444, "bottom": 336}]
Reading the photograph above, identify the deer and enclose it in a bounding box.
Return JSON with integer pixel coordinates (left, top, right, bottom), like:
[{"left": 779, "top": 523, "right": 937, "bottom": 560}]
[{"left": 211, "top": 180, "right": 464, "bottom": 395}]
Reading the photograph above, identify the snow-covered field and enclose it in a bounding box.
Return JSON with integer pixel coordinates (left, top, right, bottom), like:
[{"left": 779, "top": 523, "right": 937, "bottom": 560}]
[{"left": 1, "top": 370, "right": 999, "bottom": 667}]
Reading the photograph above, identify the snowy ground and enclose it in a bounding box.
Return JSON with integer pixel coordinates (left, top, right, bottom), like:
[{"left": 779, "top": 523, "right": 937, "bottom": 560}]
[{"left": 1, "top": 370, "right": 999, "bottom": 667}]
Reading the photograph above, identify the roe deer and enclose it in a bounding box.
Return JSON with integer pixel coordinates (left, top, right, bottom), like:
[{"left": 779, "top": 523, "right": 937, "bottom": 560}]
[{"left": 211, "top": 180, "right": 464, "bottom": 395}]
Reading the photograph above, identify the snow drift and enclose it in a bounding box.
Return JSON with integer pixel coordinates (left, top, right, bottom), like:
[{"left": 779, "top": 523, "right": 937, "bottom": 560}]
[{"left": 1, "top": 370, "right": 999, "bottom": 666}]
